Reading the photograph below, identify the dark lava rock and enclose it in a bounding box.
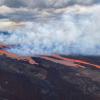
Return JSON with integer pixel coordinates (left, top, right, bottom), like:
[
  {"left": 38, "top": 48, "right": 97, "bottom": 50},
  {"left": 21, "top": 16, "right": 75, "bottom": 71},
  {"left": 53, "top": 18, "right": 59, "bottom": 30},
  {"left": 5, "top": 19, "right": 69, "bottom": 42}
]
[{"left": 0, "top": 55, "right": 100, "bottom": 100}]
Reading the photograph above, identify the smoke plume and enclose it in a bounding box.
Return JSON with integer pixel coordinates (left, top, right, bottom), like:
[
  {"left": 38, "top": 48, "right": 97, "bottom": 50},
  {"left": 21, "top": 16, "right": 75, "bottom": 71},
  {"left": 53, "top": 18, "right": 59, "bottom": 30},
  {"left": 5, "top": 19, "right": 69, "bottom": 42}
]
[{"left": 0, "top": 5, "right": 100, "bottom": 56}]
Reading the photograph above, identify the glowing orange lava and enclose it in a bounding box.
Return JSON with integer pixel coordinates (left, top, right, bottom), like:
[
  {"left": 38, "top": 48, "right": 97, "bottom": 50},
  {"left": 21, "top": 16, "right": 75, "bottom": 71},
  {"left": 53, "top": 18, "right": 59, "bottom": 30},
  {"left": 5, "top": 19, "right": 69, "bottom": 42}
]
[
  {"left": 51, "top": 55, "right": 100, "bottom": 69},
  {"left": 0, "top": 49, "right": 38, "bottom": 65},
  {"left": 0, "top": 44, "right": 100, "bottom": 69}
]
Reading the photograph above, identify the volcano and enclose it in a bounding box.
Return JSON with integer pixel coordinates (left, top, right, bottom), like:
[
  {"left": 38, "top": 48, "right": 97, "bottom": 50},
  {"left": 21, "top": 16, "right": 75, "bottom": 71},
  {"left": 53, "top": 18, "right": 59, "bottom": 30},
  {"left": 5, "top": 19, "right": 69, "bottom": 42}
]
[{"left": 0, "top": 45, "right": 100, "bottom": 100}]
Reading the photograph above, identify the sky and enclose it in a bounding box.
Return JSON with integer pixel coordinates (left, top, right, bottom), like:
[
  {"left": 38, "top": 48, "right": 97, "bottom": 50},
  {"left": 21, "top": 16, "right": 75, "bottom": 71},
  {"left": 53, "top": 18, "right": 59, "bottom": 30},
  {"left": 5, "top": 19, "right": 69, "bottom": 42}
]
[
  {"left": 0, "top": 0, "right": 100, "bottom": 56},
  {"left": 0, "top": 0, "right": 100, "bottom": 21}
]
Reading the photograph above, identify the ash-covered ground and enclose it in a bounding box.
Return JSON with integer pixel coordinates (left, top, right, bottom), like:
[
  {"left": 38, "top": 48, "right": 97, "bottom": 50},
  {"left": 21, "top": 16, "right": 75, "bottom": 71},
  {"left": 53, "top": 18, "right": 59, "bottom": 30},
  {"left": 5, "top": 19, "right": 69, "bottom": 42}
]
[{"left": 0, "top": 54, "right": 100, "bottom": 100}]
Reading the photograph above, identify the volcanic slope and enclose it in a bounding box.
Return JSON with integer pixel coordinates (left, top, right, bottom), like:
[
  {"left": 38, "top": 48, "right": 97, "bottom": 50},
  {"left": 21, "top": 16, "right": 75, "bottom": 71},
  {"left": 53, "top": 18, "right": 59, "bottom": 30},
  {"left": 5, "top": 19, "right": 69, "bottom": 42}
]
[{"left": 0, "top": 47, "right": 100, "bottom": 100}]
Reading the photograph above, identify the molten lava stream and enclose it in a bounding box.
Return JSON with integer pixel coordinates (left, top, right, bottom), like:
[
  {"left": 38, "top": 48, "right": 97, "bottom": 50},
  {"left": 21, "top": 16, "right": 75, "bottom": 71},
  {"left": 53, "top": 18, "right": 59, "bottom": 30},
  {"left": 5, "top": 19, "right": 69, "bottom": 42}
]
[
  {"left": 0, "top": 49, "right": 38, "bottom": 65},
  {"left": 51, "top": 55, "right": 100, "bottom": 69},
  {"left": 0, "top": 44, "right": 100, "bottom": 69},
  {"left": 41, "top": 56, "right": 82, "bottom": 68}
]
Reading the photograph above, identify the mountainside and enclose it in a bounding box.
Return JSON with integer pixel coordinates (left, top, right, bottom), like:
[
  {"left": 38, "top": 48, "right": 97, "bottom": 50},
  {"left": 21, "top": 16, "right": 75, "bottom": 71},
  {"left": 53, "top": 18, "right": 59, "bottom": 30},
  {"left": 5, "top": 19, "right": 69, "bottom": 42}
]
[{"left": 0, "top": 53, "right": 100, "bottom": 100}]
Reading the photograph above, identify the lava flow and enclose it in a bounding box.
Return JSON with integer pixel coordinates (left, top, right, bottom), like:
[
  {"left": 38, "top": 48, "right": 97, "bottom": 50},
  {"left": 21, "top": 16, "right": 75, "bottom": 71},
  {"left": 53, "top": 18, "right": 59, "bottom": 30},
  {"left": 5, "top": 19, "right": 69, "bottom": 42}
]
[
  {"left": 41, "top": 55, "right": 100, "bottom": 69},
  {"left": 0, "top": 44, "right": 100, "bottom": 69},
  {"left": 0, "top": 44, "right": 38, "bottom": 65}
]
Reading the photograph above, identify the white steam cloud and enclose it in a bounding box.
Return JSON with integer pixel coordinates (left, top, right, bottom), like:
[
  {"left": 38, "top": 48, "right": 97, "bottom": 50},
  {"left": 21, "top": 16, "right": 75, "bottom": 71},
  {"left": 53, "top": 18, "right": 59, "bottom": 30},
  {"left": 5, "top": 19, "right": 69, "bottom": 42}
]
[{"left": 0, "top": 5, "right": 100, "bottom": 56}]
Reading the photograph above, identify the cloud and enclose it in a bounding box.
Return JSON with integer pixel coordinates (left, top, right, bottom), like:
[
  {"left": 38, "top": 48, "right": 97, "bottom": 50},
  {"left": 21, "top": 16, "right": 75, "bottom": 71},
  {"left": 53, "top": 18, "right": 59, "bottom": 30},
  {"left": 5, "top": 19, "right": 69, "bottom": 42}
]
[
  {"left": 0, "top": 0, "right": 99, "bottom": 22},
  {"left": 0, "top": 6, "right": 35, "bottom": 21},
  {"left": 17, "top": 0, "right": 100, "bottom": 8},
  {"left": 0, "top": 0, "right": 26, "bottom": 8},
  {"left": 0, "top": 6, "right": 14, "bottom": 14},
  {"left": 0, "top": 0, "right": 99, "bottom": 9}
]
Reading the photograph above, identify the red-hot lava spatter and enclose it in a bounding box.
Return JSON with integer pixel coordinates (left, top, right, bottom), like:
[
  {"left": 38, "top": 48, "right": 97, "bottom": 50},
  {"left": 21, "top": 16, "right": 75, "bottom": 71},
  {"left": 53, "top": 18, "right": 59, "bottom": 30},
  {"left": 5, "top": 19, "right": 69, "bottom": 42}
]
[{"left": 0, "top": 44, "right": 100, "bottom": 69}]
